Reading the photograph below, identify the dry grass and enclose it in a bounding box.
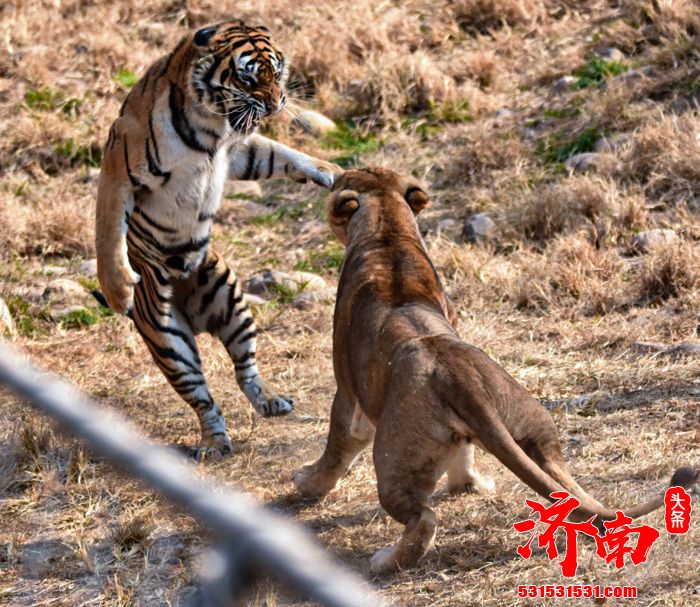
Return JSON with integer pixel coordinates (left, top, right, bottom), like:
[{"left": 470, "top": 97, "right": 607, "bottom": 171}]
[{"left": 1, "top": 0, "right": 700, "bottom": 605}]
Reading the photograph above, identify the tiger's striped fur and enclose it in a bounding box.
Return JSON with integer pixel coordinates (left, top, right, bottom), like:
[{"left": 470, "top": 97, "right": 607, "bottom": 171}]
[{"left": 95, "top": 19, "right": 342, "bottom": 459}]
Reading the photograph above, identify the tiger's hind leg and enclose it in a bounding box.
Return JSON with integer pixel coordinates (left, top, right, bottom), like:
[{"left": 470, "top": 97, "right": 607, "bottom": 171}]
[
  {"left": 176, "top": 250, "right": 294, "bottom": 418},
  {"left": 131, "top": 264, "right": 232, "bottom": 460}
]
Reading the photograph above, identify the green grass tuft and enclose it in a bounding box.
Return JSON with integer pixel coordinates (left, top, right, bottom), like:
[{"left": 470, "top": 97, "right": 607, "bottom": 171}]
[
  {"left": 572, "top": 57, "right": 627, "bottom": 89},
  {"left": 293, "top": 238, "right": 344, "bottom": 273},
  {"left": 25, "top": 86, "right": 81, "bottom": 118},
  {"left": 60, "top": 305, "right": 112, "bottom": 330},
  {"left": 53, "top": 138, "right": 102, "bottom": 168},
  {"left": 537, "top": 126, "right": 603, "bottom": 164},
  {"left": 113, "top": 68, "right": 139, "bottom": 89},
  {"left": 322, "top": 122, "right": 380, "bottom": 168},
  {"left": 248, "top": 204, "right": 305, "bottom": 225}
]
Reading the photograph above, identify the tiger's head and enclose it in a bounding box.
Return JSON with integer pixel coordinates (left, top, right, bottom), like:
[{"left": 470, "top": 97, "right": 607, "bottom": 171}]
[{"left": 191, "top": 19, "right": 287, "bottom": 133}]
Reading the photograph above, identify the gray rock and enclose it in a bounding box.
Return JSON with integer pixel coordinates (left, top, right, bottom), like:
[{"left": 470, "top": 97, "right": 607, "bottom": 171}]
[
  {"left": 437, "top": 218, "right": 459, "bottom": 233},
  {"left": 0, "top": 297, "right": 16, "bottom": 337},
  {"left": 245, "top": 271, "right": 329, "bottom": 296},
  {"left": 664, "top": 342, "right": 700, "bottom": 359},
  {"left": 293, "top": 287, "right": 336, "bottom": 309},
  {"left": 52, "top": 305, "right": 88, "bottom": 320},
  {"left": 293, "top": 108, "right": 337, "bottom": 135},
  {"left": 610, "top": 65, "right": 657, "bottom": 88},
  {"left": 632, "top": 229, "right": 678, "bottom": 254},
  {"left": 42, "top": 278, "right": 86, "bottom": 302},
  {"left": 462, "top": 213, "right": 496, "bottom": 246},
  {"left": 688, "top": 198, "right": 700, "bottom": 212},
  {"left": 552, "top": 75, "right": 576, "bottom": 94},
  {"left": 566, "top": 152, "right": 600, "bottom": 173},
  {"left": 241, "top": 293, "right": 269, "bottom": 307},
  {"left": 79, "top": 258, "right": 98, "bottom": 277},
  {"left": 596, "top": 47, "right": 625, "bottom": 62},
  {"left": 226, "top": 181, "right": 263, "bottom": 199},
  {"left": 241, "top": 201, "right": 271, "bottom": 217},
  {"left": 495, "top": 107, "right": 513, "bottom": 119},
  {"left": 593, "top": 134, "right": 627, "bottom": 153},
  {"left": 41, "top": 265, "right": 68, "bottom": 276},
  {"left": 81, "top": 167, "right": 100, "bottom": 183}
]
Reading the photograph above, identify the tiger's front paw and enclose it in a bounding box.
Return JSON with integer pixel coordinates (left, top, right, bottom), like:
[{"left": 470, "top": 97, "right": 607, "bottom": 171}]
[
  {"left": 190, "top": 433, "right": 234, "bottom": 462},
  {"left": 242, "top": 379, "right": 294, "bottom": 417},
  {"left": 97, "top": 260, "right": 140, "bottom": 315},
  {"left": 289, "top": 159, "right": 343, "bottom": 189}
]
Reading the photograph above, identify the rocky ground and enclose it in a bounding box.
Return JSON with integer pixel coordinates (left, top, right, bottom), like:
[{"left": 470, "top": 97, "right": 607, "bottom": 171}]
[{"left": 1, "top": 1, "right": 699, "bottom": 605}]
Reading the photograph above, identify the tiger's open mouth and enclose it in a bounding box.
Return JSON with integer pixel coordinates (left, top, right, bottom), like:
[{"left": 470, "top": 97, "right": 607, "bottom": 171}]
[{"left": 227, "top": 105, "right": 264, "bottom": 133}]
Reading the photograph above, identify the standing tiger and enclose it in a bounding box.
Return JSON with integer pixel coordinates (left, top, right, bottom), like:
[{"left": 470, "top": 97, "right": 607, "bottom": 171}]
[{"left": 96, "top": 19, "right": 342, "bottom": 459}]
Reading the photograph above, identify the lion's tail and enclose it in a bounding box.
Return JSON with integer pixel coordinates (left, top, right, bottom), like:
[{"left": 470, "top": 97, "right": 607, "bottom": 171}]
[
  {"left": 434, "top": 337, "right": 698, "bottom": 522},
  {"left": 475, "top": 413, "right": 697, "bottom": 522}
]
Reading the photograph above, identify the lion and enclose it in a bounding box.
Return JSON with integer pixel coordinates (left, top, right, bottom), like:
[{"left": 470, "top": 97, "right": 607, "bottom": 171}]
[{"left": 292, "top": 167, "right": 698, "bottom": 574}]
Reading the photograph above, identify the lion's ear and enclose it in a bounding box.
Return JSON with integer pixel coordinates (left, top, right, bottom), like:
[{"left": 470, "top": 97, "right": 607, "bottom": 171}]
[
  {"left": 333, "top": 190, "right": 360, "bottom": 216},
  {"left": 404, "top": 184, "right": 430, "bottom": 215}
]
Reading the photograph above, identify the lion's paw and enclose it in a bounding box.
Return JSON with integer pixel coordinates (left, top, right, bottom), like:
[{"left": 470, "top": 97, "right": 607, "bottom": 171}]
[
  {"left": 291, "top": 462, "right": 336, "bottom": 498},
  {"left": 448, "top": 473, "right": 496, "bottom": 496},
  {"left": 370, "top": 546, "right": 399, "bottom": 575}
]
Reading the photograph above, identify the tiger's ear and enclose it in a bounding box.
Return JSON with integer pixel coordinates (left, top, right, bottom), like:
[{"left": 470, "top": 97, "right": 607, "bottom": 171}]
[
  {"left": 404, "top": 184, "right": 430, "bottom": 215},
  {"left": 194, "top": 25, "right": 218, "bottom": 47},
  {"left": 333, "top": 190, "right": 360, "bottom": 217}
]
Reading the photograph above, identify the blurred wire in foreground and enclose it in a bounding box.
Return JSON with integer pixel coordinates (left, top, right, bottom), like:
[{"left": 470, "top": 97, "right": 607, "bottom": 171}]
[{"left": 0, "top": 342, "right": 385, "bottom": 607}]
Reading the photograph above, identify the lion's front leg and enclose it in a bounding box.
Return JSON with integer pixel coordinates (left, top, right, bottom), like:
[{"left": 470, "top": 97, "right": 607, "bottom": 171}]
[
  {"left": 292, "top": 394, "right": 372, "bottom": 498},
  {"left": 228, "top": 133, "right": 343, "bottom": 188}
]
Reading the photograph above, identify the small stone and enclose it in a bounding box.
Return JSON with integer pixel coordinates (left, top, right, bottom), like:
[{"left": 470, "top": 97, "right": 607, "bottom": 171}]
[
  {"left": 79, "top": 259, "right": 98, "bottom": 277},
  {"left": 688, "top": 198, "right": 700, "bottom": 212},
  {"left": 293, "top": 109, "right": 337, "bottom": 135},
  {"left": 0, "top": 297, "right": 16, "bottom": 337},
  {"left": 664, "top": 342, "right": 700, "bottom": 358},
  {"left": 610, "top": 65, "right": 657, "bottom": 88},
  {"left": 495, "top": 108, "right": 513, "bottom": 119},
  {"left": 552, "top": 75, "right": 576, "bottom": 94},
  {"left": 42, "top": 278, "right": 86, "bottom": 302},
  {"left": 632, "top": 229, "right": 678, "bottom": 254},
  {"left": 241, "top": 293, "right": 269, "bottom": 306},
  {"left": 462, "top": 213, "right": 496, "bottom": 246},
  {"left": 566, "top": 152, "right": 600, "bottom": 173},
  {"left": 241, "top": 200, "right": 272, "bottom": 217},
  {"left": 293, "top": 287, "right": 336, "bottom": 309},
  {"left": 226, "top": 181, "right": 263, "bottom": 199},
  {"left": 437, "top": 218, "right": 459, "bottom": 232},
  {"left": 52, "top": 305, "right": 88, "bottom": 320},
  {"left": 41, "top": 265, "right": 68, "bottom": 276},
  {"left": 596, "top": 47, "right": 625, "bottom": 62},
  {"left": 245, "top": 271, "right": 328, "bottom": 296},
  {"left": 593, "top": 134, "right": 627, "bottom": 153},
  {"left": 81, "top": 167, "right": 100, "bottom": 183}
]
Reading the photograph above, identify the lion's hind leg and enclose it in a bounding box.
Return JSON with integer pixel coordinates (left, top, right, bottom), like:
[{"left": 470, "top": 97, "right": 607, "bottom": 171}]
[
  {"left": 370, "top": 397, "right": 452, "bottom": 574},
  {"left": 446, "top": 440, "right": 496, "bottom": 495}
]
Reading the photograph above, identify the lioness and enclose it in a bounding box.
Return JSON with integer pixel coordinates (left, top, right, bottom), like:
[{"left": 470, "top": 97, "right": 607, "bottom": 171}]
[{"left": 292, "top": 167, "right": 698, "bottom": 574}]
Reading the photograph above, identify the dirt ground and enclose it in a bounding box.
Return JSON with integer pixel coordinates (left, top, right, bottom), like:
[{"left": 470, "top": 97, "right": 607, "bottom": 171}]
[{"left": 1, "top": 1, "right": 699, "bottom": 605}]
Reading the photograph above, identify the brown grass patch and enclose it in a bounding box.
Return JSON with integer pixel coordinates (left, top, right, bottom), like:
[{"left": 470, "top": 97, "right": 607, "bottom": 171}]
[
  {"left": 636, "top": 242, "right": 700, "bottom": 304},
  {"left": 2, "top": 1, "right": 700, "bottom": 605}
]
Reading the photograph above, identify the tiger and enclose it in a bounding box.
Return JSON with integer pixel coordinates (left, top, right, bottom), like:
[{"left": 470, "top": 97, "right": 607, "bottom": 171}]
[{"left": 95, "top": 19, "right": 343, "bottom": 460}]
